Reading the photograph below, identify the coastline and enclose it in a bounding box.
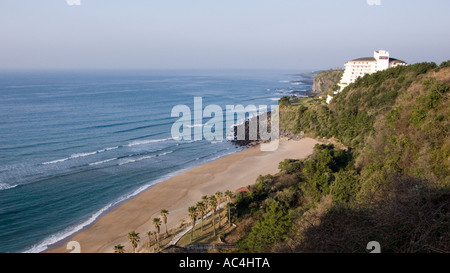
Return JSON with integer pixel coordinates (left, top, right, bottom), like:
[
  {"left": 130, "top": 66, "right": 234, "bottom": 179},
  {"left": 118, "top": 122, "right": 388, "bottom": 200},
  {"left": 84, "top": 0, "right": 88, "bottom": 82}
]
[{"left": 45, "top": 137, "right": 319, "bottom": 253}]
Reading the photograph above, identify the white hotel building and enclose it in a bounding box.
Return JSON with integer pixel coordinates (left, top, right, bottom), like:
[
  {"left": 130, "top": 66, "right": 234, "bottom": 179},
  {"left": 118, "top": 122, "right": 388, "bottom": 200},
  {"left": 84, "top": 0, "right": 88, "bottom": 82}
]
[{"left": 337, "top": 50, "right": 407, "bottom": 92}]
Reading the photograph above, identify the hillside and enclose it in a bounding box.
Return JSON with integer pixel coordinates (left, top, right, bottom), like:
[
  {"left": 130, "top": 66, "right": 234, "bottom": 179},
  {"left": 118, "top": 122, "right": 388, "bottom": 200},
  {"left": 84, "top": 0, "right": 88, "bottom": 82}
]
[
  {"left": 312, "top": 69, "right": 344, "bottom": 94},
  {"left": 225, "top": 61, "right": 450, "bottom": 253}
]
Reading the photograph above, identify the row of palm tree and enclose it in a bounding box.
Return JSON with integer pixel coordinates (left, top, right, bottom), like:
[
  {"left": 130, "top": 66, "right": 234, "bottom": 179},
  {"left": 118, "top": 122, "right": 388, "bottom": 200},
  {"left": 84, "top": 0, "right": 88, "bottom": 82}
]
[
  {"left": 187, "top": 190, "right": 234, "bottom": 242},
  {"left": 114, "top": 189, "right": 235, "bottom": 252},
  {"left": 114, "top": 208, "right": 170, "bottom": 253}
]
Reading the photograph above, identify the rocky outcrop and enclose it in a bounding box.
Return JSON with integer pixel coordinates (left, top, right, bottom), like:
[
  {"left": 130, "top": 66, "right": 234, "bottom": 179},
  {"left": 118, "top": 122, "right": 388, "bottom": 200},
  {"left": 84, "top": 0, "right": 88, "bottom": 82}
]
[
  {"left": 312, "top": 70, "right": 344, "bottom": 93},
  {"left": 232, "top": 112, "right": 278, "bottom": 146}
]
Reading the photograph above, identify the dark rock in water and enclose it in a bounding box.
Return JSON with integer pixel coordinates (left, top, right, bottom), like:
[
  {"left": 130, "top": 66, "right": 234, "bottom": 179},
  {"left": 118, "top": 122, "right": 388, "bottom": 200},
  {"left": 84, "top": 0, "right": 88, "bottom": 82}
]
[{"left": 231, "top": 111, "right": 277, "bottom": 147}]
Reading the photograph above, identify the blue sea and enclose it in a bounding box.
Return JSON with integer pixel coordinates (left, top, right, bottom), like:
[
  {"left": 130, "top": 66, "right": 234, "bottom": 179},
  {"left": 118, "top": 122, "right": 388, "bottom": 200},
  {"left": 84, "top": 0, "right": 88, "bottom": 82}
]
[{"left": 0, "top": 70, "right": 312, "bottom": 253}]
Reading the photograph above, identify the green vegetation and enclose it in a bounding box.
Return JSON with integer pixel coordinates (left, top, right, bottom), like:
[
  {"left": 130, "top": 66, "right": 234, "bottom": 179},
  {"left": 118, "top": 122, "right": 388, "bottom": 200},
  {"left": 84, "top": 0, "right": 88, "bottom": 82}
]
[
  {"left": 176, "top": 206, "right": 235, "bottom": 250},
  {"left": 120, "top": 208, "right": 180, "bottom": 253},
  {"left": 233, "top": 144, "right": 359, "bottom": 252},
  {"left": 231, "top": 62, "right": 450, "bottom": 253},
  {"left": 238, "top": 201, "right": 291, "bottom": 252},
  {"left": 280, "top": 62, "right": 450, "bottom": 182}
]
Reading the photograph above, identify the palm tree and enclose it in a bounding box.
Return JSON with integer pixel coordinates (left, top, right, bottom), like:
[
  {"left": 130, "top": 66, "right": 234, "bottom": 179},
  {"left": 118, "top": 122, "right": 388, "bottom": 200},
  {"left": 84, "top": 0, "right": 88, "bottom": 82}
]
[
  {"left": 188, "top": 206, "right": 198, "bottom": 242},
  {"left": 215, "top": 190, "right": 223, "bottom": 200},
  {"left": 215, "top": 191, "right": 223, "bottom": 228},
  {"left": 208, "top": 195, "right": 218, "bottom": 237},
  {"left": 147, "top": 231, "right": 154, "bottom": 249},
  {"left": 225, "top": 190, "right": 234, "bottom": 226},
  {"left": 160, "top": 209, "right": 169, "bottom": 237},
  {"left": 201, "top": 195, "right": 209, "bottom": 206},
  {"left": 196, "top": 201, "right": 206, "bottom": 232},
  {"left": 127, "top": 231, "right": 140, "bottom": 253},
  {"left": 113, "top": 244, "right": 125, "bottom": 253},
  {"left": 153, "top": 218, "right": 162, "bottom": 248}
]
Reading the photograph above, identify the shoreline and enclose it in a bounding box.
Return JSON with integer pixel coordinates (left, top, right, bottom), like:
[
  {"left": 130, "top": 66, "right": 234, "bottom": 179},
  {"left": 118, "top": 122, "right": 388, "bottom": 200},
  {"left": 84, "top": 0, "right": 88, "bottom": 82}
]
[
  {"left": 37, "top": 166, "right": 194, "bottom": 253},
  {"left": 45, "top": 137, "right": 319, "bottom": 253},
  {"left": 37, "top": 148, "right": 245, "bottom": 253}
]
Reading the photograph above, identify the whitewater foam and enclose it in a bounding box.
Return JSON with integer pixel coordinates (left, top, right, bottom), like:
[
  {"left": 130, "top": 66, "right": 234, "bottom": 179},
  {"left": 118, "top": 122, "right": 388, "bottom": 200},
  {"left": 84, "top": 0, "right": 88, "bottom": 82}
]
[
  {"left": 157, "top": 151, "right": 173, "bottom": 157},
  {"left": 23, "top": 201, "right": 116, "bottom": 253},
  {"left": 118, "top": 151, "right": 173, "bottom": 165},
  {"left": 42, "top": 146, "right": 120, "bottom": 165},
  {"left": 127, "top": 138, "right": 173, "bottom": 147},
  {"left": 0, "top": 183, "right": 18, "bottom": 191},
  {"left": 42, "top": 158, "right": 69, "bottom": 165},
  {"left": 118, "top": 156, "right": 154, "bottom": 166},
  {"left": 23, "top": 167, "right": 190, "bottom": 253},
  {"left": 97, "top": 146, "right": 119, "bottom": 153},
  {"left": 70, "top": 151, "right": 97, "bottom": 159},
  {"left": 88, "top": 158, "right": 117, "bottom": 166}
]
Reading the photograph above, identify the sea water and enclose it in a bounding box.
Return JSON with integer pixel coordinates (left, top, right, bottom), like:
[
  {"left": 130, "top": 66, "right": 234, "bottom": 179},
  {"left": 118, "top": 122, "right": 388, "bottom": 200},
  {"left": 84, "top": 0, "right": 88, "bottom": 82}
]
[{"left": 0, "top": 69, "right": 312, "bottom": 253}]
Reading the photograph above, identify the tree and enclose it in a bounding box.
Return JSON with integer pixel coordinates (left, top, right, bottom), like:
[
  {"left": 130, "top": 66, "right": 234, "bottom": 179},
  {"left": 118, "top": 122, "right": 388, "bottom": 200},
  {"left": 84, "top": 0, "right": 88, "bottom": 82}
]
[
  {"left": 153, "top": 217, "right": 162, "bottom": 248},
  {"left": 215, "top": 191, "right": 223, "bottom": 228},
  {"left": 237, "top": 201, "right": 291, "bottom": 253},
  {"left": 196, "top": 201, "right": 206, "bottom": 232},
  {"left": 278, "top": 159, "right": 301, "bottom": 174},
  {"left": 208, "top": 195, "right": 218, "bottom": 237},
  {"left": 225, "top": 190, "right": 234, "bottom": 226},
  {"left": 160, "top": 209, "right": 169, "bottom": 237},
  {"left": 127, "top": 231, "right": 140, "bottom": 253},
  {"left": 113, "top": 244, "right": 125, "bottom": 253},
  {"left": 330, "top": 170, "right": 359, "bottom": 203},
  {"left": 202, "top": 195, "right": 209, "bottom": 203},
  {"left": 147, "top": 231, "right": 155, "bottom": 249},
  {"left": 188, "top": 206, "right": 198, "bottom": 242},
  {"left": 279, "top": 96, "right": 291, "bottom": 107}
]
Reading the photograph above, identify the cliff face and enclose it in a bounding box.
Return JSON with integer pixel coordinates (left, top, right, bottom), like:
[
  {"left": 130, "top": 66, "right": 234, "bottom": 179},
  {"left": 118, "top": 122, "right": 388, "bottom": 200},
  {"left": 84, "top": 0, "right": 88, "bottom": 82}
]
[{"left": 312, "top": 69, "right": 344, "bottom": 93}]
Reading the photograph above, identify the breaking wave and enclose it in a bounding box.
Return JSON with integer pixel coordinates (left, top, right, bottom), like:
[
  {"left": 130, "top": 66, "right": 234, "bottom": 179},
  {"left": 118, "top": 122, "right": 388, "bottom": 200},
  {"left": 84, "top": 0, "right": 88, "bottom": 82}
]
[{"left": 42, "top": 146, "right": 119, "bottom": 165}]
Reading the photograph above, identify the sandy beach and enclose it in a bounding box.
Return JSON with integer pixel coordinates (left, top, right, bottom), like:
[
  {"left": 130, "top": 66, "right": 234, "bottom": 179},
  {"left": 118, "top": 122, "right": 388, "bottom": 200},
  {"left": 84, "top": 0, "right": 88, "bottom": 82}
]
[{"left": 46, "top": 138, "right": 319, "bottom": 253}]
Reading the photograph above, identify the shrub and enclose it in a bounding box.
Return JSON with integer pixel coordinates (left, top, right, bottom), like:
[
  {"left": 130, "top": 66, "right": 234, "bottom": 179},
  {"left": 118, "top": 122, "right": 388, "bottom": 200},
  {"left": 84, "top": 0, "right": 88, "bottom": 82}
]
[
  {"left": 278, "top": 96, "right": 291, "bottom": 107},
  {"left": 278, "top": 159, "right": 301, "bottom": 174},
  {"left": 330, "top": 170, "right": 360, "bottom": 203},
  {"left": 440, "top": 60, "right": 450, "bottom": 68},
  {"left": 237, "top": 201, "right": 292, "bottom": 253}
]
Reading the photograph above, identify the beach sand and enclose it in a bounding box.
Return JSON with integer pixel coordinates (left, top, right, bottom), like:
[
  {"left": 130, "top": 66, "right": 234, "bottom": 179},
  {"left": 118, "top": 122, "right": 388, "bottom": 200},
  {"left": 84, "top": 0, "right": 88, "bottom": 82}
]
[{"left": 46, "top": 137, "right": 319, "bottom": 253}]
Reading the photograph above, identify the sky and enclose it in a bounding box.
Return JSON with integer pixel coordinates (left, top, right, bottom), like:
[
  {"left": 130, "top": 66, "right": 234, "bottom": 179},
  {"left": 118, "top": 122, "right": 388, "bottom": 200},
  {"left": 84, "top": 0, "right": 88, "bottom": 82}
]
[{"left": 1, "top": 0, "right": 449, "bottom": 70}]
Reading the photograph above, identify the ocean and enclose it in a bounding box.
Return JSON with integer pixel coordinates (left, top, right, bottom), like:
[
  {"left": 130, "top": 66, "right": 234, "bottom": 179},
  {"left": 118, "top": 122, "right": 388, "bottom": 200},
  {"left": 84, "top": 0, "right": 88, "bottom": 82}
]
[{"left": 0, "top": 69, "right": 312, "bottom": 253}]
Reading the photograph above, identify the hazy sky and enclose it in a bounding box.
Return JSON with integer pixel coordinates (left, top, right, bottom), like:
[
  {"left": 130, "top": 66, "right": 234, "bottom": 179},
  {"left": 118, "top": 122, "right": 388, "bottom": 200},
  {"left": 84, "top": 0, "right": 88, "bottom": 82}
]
[{"left": 1, "top": 0, "right": 449, "bottom": 70}]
